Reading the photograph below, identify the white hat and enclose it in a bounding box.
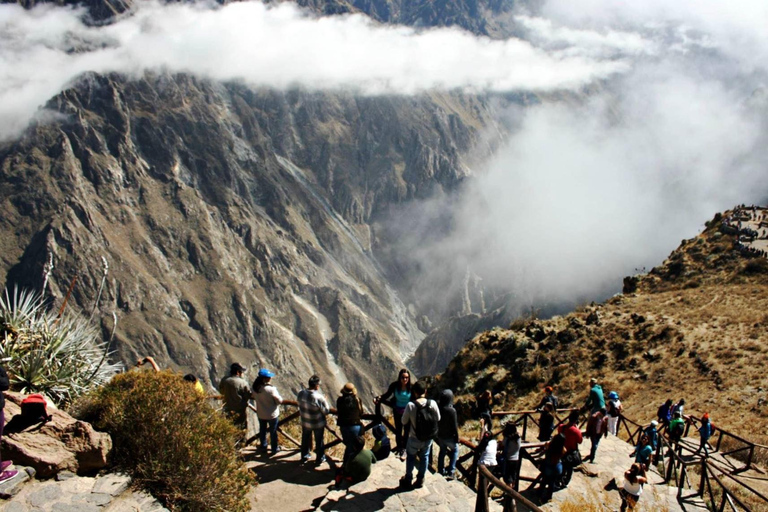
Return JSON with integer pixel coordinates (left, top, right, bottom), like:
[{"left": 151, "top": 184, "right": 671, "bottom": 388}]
[{"left": 651, "top": 420, "right": 658, "bottom": 426}]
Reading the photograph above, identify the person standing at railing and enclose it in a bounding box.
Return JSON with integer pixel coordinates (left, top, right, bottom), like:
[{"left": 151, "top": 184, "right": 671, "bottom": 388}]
[
  {"left": 667, "top": 411, "right": 685, "bottom": 449},
  {"left": 630, "top": 434, "right": 652, "bottom": 469},
  {"left": 606, "top": 391, "right": 622, "bottom": 436},
  {"left": 253, "top": 368, "right": 283, "bottom": 455},
  {"left": 475, "top": 390, "right": 494, "bottom": 435},
  {"left": 642, "top": 421, "right": 659, "bottom": 450},
  {"left": 693, "top": 413, "right": 715, "bottom": 456},
  {"left": 297, "top": 375, "right": 329, "bottom": 465},
  {"left": 657, "top": 399, "right": 673, "bottom": 428},
  {"left": 538, "top": 432, "right": 566, "bottom": 502},
  {"left": 337, "top": 383, "right": 364, "bottom": 465},
  {"left": 399, "top": 381, "right": 440, "bottom": 490},
  {"left": 538, "top": 402, "right": 556, "bottom": 442},
  {"left": 436, "top": 389, "right": 459, "bottom": 480},
  {"left": 583, "top": 377, "right": 605, "bottom": 414},
  {"left": 219, "top": 362, "right": 251, "bottom": 429},
  {"left": 536, "top": 386, "right": 559, "bottom": 411},
  {"left": 619, "top": 463, "right": 648, "bottom": 512},
  {"left": 375, "top": 369, "right": 412, "bottom": 459}
]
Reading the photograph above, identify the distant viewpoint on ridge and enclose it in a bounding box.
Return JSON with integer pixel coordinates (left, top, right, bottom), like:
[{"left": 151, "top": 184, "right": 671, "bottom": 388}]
[{"left": 1, "top": 0, "right": 767, "bottom": 411}]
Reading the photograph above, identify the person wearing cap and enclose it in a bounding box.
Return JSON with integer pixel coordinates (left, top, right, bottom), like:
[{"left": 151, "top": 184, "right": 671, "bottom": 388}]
[
  {"left": 337, "top": 383, "right": 364, "bottom": 465},
  {"left": 536, "top": 386, "right": 559, "bottom": 411},
  {"left": 253, "top": 369, "right": 283, "bottom": 454},
  {"left": 297, "top": 375, "right": 330, "bottom": 465},
  {"left": 606, "top": 391, "right": 622, "bottom": 436},
  {"left": 642, "top": 420, "right": 659, "bottom": 450},
  {"left": 218, "top": 363, "right": 251, "bottom": 428},
  {"left": 694, "top": 413, "right": 714, "bottom": 456},
  {"left": 584, "top": 378, "right": 605, "bottom": 414}
]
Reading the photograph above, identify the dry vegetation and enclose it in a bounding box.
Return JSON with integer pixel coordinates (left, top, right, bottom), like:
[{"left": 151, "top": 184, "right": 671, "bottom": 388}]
[{"left": 439, "top": 210, "right": 768, "bottom": 449}]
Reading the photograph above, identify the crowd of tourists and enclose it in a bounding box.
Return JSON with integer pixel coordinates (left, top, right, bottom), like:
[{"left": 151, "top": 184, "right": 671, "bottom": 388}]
[{"left": 215, "top": 363, "right": 717, "bottom": 508}]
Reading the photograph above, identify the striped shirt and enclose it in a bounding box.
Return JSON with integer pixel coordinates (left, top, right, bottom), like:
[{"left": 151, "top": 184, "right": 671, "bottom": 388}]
[{"left": 297, "top": 388, "right": 330, "bottom": 430}]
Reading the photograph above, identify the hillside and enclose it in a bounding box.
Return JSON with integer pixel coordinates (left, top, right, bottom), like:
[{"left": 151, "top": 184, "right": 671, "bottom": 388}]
[{"left": 438, "top": 207, "right": 768, "bottom": 443}]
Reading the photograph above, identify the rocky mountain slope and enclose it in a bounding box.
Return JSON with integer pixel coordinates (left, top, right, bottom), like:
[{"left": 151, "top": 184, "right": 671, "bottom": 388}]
[{"left": 437, "top": 209, "right": 768, "bottom": 441}]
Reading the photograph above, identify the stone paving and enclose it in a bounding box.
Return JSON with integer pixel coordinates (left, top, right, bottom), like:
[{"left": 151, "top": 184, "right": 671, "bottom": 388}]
[{"left": 0, "top": 472, "right": 167, "bottom": 512}]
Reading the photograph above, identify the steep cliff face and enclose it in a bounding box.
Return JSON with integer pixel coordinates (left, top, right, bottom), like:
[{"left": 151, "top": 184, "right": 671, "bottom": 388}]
[{"left": 0, "top": 67, "right": 500, "bottom": 397}]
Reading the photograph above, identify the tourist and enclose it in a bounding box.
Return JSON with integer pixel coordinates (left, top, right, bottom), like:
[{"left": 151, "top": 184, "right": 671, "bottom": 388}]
[
  {"left": 501, "top": 422, "right": 521, "bottom": 487},
  {"left": 0, "top": 363, "right": 17, "bottom": 482},
  {"left": 538, "top": 402, "right": 556, "bottom": 442},
  {"left": 399, "top": 381, "right": 440, "bottom": 490},
  {"left": 671, "top": 399, "right": 686, "bottom": 419},
  {"left": 630, "top": 434, "right": 653, "bottom": 469},
  {"left": 436, "top": 389, "right": 460, "bottom": 480},
  {"left": 375, "top": 369, "right": 412, "bottom": 458},
  {"left": 478, "top": 430, "right": 498, "bottom": 475},
  {"left": 297, "top": 375, "right": 329, "bottom": 465},
  {"left": 606, "top": 391, "right": 622, "bottom": 436},
  {"left": 183, "top": 374, "right": 206, "bottom": 396},
  {"left": 253, "top": 368, "right": 283, "bottom": 454},
  {"left": 694, "top": 414, "right": 714, "bottom": 456},
  {"left": 539, "top": 432, "right": 566, "bottom": 502},
  {"left": 536, "top": 386, "right": 559, "bottom": 411},
  {"left": 668, "top": 411, "right": 685, "bottom": 447},
  {"left": 643, "top": 421, "right": 659, "bottom": 450},
  {"left": 619, "top": 463, "right": 648, "bottom": 512},
  {"left": 337, "top": 382, "right": 364, "bottom": 465},
  {"left": 219, "top": 362, "right": 251, "bottom": 428},
  {"left": 371, "top": 423, "right": 391, "bottom": 461},
  {"left": 340, "top": 435, "right": 377, "bottom": 486},
  {"left": 559, "top": 410, "right": 583, "bottom": 487},
  {"left": 584, "top": 408, "right": 608, "bottom": 463},
  {"left": 475, "top": 390, "right": 493, "bottom": 434},
  {"left": 657, "top": 399, "right": 673, "bottom": 427},
  {"left": 584, "top": 378, "right": 605, "bottom": 414}
]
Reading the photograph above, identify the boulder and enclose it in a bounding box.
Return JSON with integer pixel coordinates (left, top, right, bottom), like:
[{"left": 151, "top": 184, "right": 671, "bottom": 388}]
[{"left": 1, "top": 392, "right": 112, "bottom": 478}]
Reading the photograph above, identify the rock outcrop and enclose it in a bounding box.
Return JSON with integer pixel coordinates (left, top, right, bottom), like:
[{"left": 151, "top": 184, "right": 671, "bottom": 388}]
[{"left": 2, "top": 393, "right": 112, "bottom": 478}]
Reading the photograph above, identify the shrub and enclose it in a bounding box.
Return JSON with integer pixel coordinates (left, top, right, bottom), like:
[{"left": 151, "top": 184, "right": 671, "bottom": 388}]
[
  {"left": 75, "top": 370, "right": 254, "bottom": 511},
  {"left": 0, "top": 287, "right": 121, "bottom": 405}
]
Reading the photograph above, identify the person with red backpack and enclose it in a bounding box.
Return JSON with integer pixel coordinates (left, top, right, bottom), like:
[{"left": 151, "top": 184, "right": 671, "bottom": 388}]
[
  {"left": 399, "top": 381, "right": 440, "bottom": 490},
  {"left": 0, "top": 364, "right": 17, "bottom": 482}
]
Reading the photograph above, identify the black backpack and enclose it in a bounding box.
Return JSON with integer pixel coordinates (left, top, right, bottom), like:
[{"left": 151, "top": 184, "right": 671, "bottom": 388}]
[{"left": 414, "top": 400, "right": 439, "bottom": 441}]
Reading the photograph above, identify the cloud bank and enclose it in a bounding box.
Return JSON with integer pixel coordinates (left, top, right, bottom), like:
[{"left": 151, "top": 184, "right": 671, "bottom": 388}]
[{"left": 0, "top": 0, "right": 636, "bottom": 140}]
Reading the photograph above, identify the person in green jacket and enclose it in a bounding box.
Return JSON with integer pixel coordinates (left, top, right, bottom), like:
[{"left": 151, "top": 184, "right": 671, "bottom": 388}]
[
  {"left": 583, "top": 378, "right": 605, "bottom": 414},
  {"left": 340, "top": 436, "right": 377, "bottom": 486}
]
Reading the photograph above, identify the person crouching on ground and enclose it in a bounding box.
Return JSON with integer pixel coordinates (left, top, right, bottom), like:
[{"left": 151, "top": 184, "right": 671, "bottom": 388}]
[
  {"left": 436, "top": 389, "right": 459, "bottom": 480},
  {"left": 337, "top": 435, "right": 377, "bottom": 488},
  {"left": 399, "top": 381, "right": 440, "bottom": 490},
  {"left": 253, "top": 368, "right": 283, "bottom": 455},
  {"left": 297, "top": 375, "right": 329, "bottom": 465},
  {"left": 371, "top": 423, "right": 391, "bottom": 461},
  {"left": 337, "top": 383, "right": 364, "bottom": 466}
]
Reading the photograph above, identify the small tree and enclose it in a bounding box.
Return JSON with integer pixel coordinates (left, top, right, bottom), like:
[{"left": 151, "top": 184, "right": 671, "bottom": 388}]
[{"left": 0, "top": 286, "right": 121, "bottom": 404}]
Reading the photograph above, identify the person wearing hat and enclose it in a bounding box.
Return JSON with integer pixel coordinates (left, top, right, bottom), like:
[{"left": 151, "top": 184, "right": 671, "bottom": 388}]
[
  {"left": 606, "top": 391, "right": 622, "bottom": 436},
  {"left": 297, "top": 375, "right": 330, "bottom": 465},
  {"left": 337, "top": 383, "right": 364, "bottom": 465},
  {"left": 694, "top": 413, "right": 714, "bottom": 456},
  {"left": 642, "top": 420, "right": 659, "bottom": 450},
  {"left": 218, "top": 363, "right": 251, "bottom": 428},
  {"left": 584, "top": 378, "right": 605, "bottom": 414},
  {"left": 253, "top": 368, "right": 283, "bottom": 454},
  {"left": 536, "top": 386, "right": 559, "bottom": 411}
]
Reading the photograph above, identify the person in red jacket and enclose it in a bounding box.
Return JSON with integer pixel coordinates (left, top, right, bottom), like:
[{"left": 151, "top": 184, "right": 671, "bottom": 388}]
[{"left": 558, "top": 410, "right": 583, "bottom": 487}]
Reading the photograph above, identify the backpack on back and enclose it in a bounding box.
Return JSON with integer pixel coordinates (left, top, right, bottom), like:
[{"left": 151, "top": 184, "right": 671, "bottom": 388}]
[
  {"left": 21, "top": 394, "right": 52, "bottom": 424},
  {"left": 414, "top": 399, "right": 439, "bottom": 441}
]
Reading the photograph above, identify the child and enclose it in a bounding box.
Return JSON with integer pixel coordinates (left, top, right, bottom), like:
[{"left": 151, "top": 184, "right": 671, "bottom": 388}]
[{"left": 371, "top": 423, "right": 391, "bottom": 461}]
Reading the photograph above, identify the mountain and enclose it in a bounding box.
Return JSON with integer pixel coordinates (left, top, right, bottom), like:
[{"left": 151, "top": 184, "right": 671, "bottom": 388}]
[{"left": 436, "top": 209, "right": 768, "bottom": 442}]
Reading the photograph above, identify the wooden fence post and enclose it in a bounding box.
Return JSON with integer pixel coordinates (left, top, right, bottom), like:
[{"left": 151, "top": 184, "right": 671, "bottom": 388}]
[{"left": 475, "top": 468, "right": 489, "bottom": 512}]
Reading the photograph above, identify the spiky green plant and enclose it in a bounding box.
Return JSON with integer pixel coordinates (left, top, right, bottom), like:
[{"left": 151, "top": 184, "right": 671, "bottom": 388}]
[{"left": 0, "top": 286, "right": 122, "bottom": 405}]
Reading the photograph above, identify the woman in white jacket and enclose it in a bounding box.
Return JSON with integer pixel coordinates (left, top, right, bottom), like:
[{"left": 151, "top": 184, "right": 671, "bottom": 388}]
[{"left": 253, "top": 368, "right": 283, "bottom": 455}]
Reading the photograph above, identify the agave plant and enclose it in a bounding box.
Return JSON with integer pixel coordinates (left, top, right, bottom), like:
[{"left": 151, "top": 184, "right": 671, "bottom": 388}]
[{"left": 0, "top": 286, "right": 122, "bottom": 405}]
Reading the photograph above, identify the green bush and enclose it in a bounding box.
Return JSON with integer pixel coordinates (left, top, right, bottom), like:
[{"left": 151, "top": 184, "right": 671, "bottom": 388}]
[
  {"left": 0, "top": 287, "right": 121, "bottom": 404},
  {"left": 75, "top": 370, "right": 254, "bottom": 511}
]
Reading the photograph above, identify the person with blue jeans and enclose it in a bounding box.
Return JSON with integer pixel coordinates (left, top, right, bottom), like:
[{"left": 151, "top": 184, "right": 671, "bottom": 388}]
[
  {"left": 400, "top": 381, "right": 440, "bottom": 490},
  {"left": 297, "top": 375, "right": 330, "bottom": 465},
  {"left": 336, "top": 383, "right": 364, "bottom": 465},
  {"left": 436, "top": 389, "right": 459, "bottom": 480},
  {"left": 253, "top": 368, "right": 283, "bottom": 455}
]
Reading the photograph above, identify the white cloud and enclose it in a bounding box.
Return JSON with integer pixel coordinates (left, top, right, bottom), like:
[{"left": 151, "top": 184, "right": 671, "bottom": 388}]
[{"left": 0, "top": 0, "right": 631, "bottom": 141}]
